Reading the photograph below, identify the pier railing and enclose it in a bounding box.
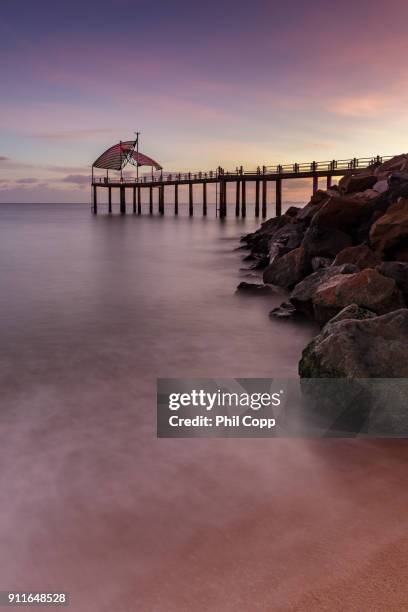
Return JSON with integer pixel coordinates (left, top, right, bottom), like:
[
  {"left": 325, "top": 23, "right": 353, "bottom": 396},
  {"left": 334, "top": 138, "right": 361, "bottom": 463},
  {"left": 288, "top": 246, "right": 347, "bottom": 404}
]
[
  {"left": 91, "top": 153, "right": 403, "bottom": 218},
  {"left": 92, "top": 155, "right": 395, "bottom": 185}
]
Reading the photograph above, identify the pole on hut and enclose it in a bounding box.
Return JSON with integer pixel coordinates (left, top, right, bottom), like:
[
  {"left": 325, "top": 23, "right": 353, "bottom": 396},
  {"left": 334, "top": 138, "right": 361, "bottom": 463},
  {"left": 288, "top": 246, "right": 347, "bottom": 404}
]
[{"left": 134, "top": 131, "right": 140, "bottom": 183}]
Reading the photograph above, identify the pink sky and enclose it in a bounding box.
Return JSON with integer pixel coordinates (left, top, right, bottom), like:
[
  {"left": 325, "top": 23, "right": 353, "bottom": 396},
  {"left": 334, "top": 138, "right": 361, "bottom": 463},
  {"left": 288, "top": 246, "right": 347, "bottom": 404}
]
[{"left": 1, "top": 0, "right": 408, "bottom": 202}]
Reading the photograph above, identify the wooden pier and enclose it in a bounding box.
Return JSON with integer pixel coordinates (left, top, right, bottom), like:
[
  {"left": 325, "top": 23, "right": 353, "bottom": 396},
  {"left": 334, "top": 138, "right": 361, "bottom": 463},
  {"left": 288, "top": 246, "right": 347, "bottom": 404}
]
[{"left": 91, "top": 155, "right": 390, "bottom": 218}]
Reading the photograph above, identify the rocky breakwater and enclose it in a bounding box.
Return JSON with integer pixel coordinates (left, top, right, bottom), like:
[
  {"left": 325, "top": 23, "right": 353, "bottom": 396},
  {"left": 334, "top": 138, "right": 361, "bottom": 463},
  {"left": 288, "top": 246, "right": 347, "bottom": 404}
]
[{"left": 239, "top": 154, "right": 408, "bottom": 378}]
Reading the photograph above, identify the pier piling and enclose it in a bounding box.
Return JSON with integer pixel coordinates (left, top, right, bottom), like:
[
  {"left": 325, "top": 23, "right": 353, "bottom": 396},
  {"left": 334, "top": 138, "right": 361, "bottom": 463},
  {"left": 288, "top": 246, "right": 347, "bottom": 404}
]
[
  {"left": 189, "top": 183, "right": 193, "bottom": 216},
  {"left": 255, "top": 181, "right": 260, "bottom": 217},
  {"left": 235, "top": 181, "right": 240, "bottom": 216},
  {"left": 92, "top": 185, "right": 97, "bottom": 214},
  {"left": 203, "top": 183, "right": 207, "bottom": 216},
  {"left": 276, "top": 178, "right": 282, "bottom": 217},
  {"left": 241, "top": 181, "right": 246, "bottom": 218},
  {"left": 120, "top": 186, "right": 126, "bottom": 214},
  {"left": 159, "top": 186, "right": 164, "bottom": 215},
  {"left": 137, "top": 187, "right": 141, "bottom": 214},
  {"left": 175, "top": 184, "right": 179, "bottom": 215},
  {"left": 262, "top": 180, "right": 267, "bottom": 218},
  {"left": 108, "top": 187, "right": 112, "bottom": 213},
  {"left": 219, "top": 181, "right": 227, "bottom": 218}
]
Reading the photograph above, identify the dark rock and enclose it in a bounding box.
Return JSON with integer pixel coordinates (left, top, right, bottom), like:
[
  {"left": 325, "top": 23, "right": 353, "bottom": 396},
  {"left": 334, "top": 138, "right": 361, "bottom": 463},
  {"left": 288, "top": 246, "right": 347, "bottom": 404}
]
[
  {"left": 240, "top": 233, "right": 269, "bottom": 255},
  {"left": 391, "top": 243, "right": 408, "bottom": 262},
  {"left": 299, "top": 309, "right": 408, "bottom": 377},
  {"left": 299, "top": 304, "right": 377, "bottom": 379},
  {"left": 324, "top": 303, "right": 376, "bottom": 325},
  {"left": 370, "top": 181, "right": 408, "bottom": 218},
  {"left": 241, "top": 215, "right": 293, "bottom": 255},
  {"left": 301, "top": 224, "right": 353, "bottom": 259},
  {"left": 297, "top": 190, "right": 330, "bottom": 223},
  {"left": 374, "top": 154, "right": 408, "bottom": 179},
  {"left": 311, "top": 256, "right": 333, "bottom": 271},
  {"left": 377, "top": 261, "right": 408, "bottom": 304},
  {"left": 239, "top": 272, "right": 261, "bottom": 279},
  {"left": 249, "top": 255, "right": 270, "bottom": 270},
  {"left": 370, "top": 197, "right": 408, "bottom": 256},
  {"left": 290, "top": 264, "right": 358, "bottom": 314},
  {"left": 310, "top": 194, "right": 374, "bottom": 231},
  {"left": 257, "top": 215, "right": 290, "bottom": 234},
  {"left": 313, "top": 268, "right": 404, "bottom": 325},
  {"left": 269, "top": 302, "right": 297, "bottom": 319},
  {"left": 285, "top": 206, "right": 301, "bottom": 217},
  {"left": 333, "top": 244, "right": 381, "bottom": 270},
  {"left": 338, "top": 172, "right": 377, "bottom": 194},
  {"left": 388, "top": 171, "right": 408, "bottom": 187},
  {"left": 268, "top": 222, "right": 306, "bottom": 262},
  {"left": 263, "top": 246, "right": 309, "bottom": 289},
  {"left": 236, "top": 282, "right": 274, "bottom": 295},
  {"left": 353, "top": 204, "right": 394, "bottom": 244}
]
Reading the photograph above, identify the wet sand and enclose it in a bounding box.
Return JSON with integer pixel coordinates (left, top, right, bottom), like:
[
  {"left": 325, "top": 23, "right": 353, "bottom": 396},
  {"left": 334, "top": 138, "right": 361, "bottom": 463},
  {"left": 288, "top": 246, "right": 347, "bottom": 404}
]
[{"left": 1, "top": 429, "right": 407, "bottom": 610}]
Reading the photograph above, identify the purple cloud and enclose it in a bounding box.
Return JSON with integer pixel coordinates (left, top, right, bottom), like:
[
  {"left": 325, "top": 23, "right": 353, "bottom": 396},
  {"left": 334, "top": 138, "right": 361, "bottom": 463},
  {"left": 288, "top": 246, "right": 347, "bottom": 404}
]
[
  {"left": 61, "top": 174, "right": 91, "bottom": 186},
  {"left": 31, "top": 128, "right": 116, "bottom": 141},
  {"left": 16, "top": 177, "right": 39, "bottom": 184}
]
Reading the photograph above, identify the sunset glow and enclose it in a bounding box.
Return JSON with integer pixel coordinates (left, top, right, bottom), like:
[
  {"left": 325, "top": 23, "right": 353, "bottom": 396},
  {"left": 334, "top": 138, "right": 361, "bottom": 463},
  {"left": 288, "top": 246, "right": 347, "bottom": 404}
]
[{"left": 2, "top": 0, "right": 408, "bottom": 202}]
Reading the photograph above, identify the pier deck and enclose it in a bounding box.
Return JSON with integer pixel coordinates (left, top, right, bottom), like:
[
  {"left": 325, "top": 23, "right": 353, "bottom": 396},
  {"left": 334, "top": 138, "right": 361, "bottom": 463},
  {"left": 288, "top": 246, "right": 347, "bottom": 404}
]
[{"left": 91, "top": 155, "right": 391, "bottom": 218}]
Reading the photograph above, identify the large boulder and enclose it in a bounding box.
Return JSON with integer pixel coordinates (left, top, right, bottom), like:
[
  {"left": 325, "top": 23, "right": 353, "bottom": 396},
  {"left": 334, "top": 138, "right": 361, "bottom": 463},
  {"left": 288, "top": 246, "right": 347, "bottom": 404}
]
[
  {"left": 290, "top": 264, "right": 358, "bottom": 314},
  {"left": 299, "top": 304, "right": 376, "bottom": 377},
  {"left": 377, "top": 261, "right": 408, "bottom": 305},
  {"left": 374, "top": 154, "right": 408, "bottom": 180},
  {"left": 368, "top": 176, "right": 408, "bottom": 221},
  {"left": 268, "top": 222, "right": 306, "bottom": 262},
  {"left": 352, "top": 188, "right": 380, "bottom": 201},
  {"left": 285, "top": 206, "right": 301, "bottom": 217},
  {"left": 372, "top": 179, "right": 389, "bottom": 193},
  {"left": 299, "top": 308, "right": 408, "bottom": 378},
  {"left": 301, "top": 224, "right": 352, "bottom": 259},
  {"left": 311, "top": 256, "right": 333, "bottom": 271},
  {"left": 241, "top": 214, "right": 291, "bottom": 254},
  {"left": 392, "top": 243, "right": 408, "bottom": 262},
  {"left": 338, "top": 172, "right": 377, "bottom": 194},
  {"left": 297, "top": 190, "right": 330, "bottom": 223},
  {"left": 263, "top": 246, "right": 309, "bottom": 288},
  {"left": 333, "top": 244, "right": 381, "bottom": 270},
  {"left": 369, "top": 197, "right": 408, "bottom": 257},
  {"left": 322, "top": 303, "right": 376, "bottom": 325},
  {"left": 310, "top": 194, "right": 374, "bottom": 231},
  {"left": 313, "top": 268, "right": 404, "bottom": 325}
]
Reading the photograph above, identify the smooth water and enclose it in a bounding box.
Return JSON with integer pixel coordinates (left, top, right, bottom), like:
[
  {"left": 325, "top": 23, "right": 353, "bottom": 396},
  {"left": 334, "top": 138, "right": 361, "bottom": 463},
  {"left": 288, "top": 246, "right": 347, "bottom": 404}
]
[{"left": 0, "top": 204, "right": 407, "bottom": 611}]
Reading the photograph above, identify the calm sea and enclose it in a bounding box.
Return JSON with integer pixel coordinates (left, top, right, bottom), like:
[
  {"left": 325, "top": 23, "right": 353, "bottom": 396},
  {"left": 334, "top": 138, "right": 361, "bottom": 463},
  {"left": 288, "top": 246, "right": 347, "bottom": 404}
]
[{"left": 0, "top": 203, "right": 406, "bottom": 611}]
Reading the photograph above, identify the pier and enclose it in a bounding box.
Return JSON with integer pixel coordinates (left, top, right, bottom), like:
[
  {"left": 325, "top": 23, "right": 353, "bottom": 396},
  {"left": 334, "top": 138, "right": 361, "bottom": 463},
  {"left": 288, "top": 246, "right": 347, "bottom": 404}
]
[{"left": 91, "top": 143, "right": 392, "bottom": 218}]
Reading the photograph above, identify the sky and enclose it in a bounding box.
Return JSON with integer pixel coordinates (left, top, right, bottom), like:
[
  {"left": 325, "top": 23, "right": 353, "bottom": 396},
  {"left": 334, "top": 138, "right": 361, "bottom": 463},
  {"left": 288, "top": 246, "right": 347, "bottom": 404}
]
[{"left": 1, "top": 0, "right": 408, "bottom": 203}]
